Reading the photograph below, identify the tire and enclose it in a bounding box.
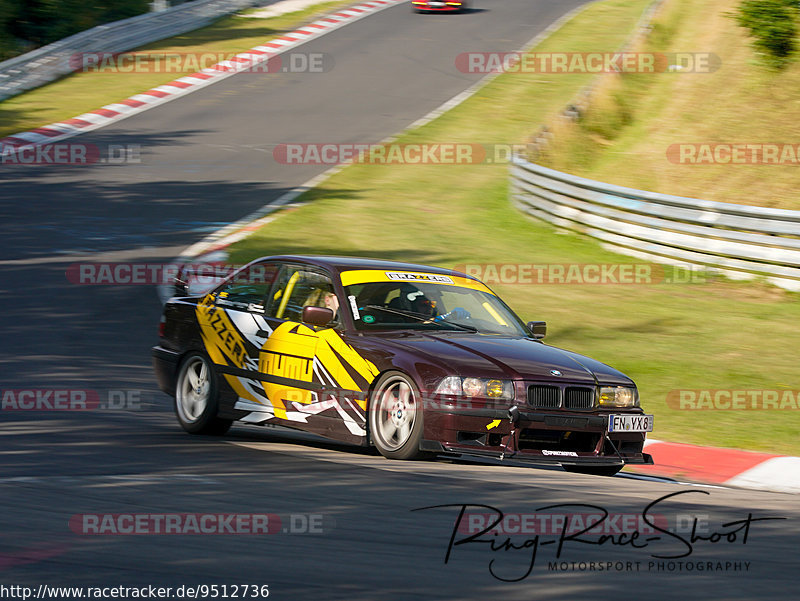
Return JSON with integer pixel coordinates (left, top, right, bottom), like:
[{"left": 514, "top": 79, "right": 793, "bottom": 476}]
[
  {"left": 562, "top": 464, "right": 622, "bottom": 477},
  {"left": 368, "top": 371, "right": 428, "bottom": 460},
  {"left": 174, "top": 352, "right": 232, "bottom": 435}
]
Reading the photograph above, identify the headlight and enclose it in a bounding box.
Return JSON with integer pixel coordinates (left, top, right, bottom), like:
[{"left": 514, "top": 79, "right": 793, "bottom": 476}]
[
  {"left": 462, "top": 378, "right": 483, "bottom": 397},
  {"left": 434, "top": 376, "right": 514, "bottom": 401},
  {"left": 433, "top": 376, "right": 462, "bottom": 396},
  {"left": 598, "top": 386, "right": 639, "bottom": 408}
]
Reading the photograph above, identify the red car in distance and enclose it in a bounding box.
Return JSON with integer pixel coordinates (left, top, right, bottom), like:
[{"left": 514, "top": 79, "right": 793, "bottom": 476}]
[{"left": 412, "top": 0, "right": 467, "bottom": 13}]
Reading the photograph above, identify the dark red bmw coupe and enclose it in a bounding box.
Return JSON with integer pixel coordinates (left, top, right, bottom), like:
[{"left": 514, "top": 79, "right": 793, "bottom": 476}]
[{"left": 153, "top": 256, "right": 653, "bottom": 476}]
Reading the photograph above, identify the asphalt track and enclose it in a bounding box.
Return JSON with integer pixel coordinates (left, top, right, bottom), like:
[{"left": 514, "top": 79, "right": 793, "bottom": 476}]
[{"left": 0, "top": 1, "right": 797, "bottom": 599}]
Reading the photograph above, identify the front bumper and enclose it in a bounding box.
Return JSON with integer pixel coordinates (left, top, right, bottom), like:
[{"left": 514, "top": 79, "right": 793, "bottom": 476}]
[{"left": 423, "top": 406, "right": 654, "bottom": 466}]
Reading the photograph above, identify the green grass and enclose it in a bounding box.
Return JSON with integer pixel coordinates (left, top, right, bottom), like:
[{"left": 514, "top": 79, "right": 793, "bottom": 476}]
[
  {"left": 538, "top": 0, "right": 800, "bottom": 210},
  {"left": 225, "top": 0, "right": 800, "bottom": 455},
  {"left": 0, "top": 0, "right": 354, "bottom": 139}
]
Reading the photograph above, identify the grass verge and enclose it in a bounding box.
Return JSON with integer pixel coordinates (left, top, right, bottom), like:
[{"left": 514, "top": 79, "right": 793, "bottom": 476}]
[
  {"left": 537, "top": 0, "right": 800, "bottom": 210},
  {"left": 227, "top": 0, "right": 800, "bottom": 456},
  {"left": 0, "top": 0, "right": 354, "bottom": 139}
]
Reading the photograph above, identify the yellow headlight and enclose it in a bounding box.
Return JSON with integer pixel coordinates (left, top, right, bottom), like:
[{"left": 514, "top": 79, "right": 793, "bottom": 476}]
[
  {"left": 486, "top": 380, "right": 505, "bottom": 398},
  {"left": 598, "top": 386, "right": 638, "bottom": 407}
]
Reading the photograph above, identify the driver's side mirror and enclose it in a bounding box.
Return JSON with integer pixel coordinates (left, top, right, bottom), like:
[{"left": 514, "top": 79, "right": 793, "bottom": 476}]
[
  {"left": 527, "top": 321, "right": 546, "bottom": 339},
  {"left": 302, "top": 306, "right": 334, "bottom": 327}
]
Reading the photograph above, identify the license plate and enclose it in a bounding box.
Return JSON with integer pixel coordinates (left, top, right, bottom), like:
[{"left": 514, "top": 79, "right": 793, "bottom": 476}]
[
  {"left": 429, "top": 1, "right": 445, "bottom": 5},
  {"left": 608, "top": 414, "right": 654, "bottom": 432}
]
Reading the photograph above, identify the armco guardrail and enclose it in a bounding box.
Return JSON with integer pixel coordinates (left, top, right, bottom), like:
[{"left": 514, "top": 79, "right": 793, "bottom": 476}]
[
  {"left": 510, "top": 156, "right": 800, "bottom": 291},
  {"left": 0, "top": 0, "right": 264, "bottom": 101}
]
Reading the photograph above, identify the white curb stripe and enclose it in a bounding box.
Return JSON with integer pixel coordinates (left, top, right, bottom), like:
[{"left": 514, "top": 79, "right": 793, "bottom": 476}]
[
  {"left": 125, "top": 95, "right": 157, "bottom": 105},
  {"left": 152, "top": 85, "right": 190, "bottom": 95},
  {"left": 102, "top": 103, "right": 139, "bottom": 114},
  {"left": 8, "top": 131, "right": 44, "bottom": 143},
  {"left": 173, "top": 76, "right": 208, "bottom": 86},
  {"left": 725, "top": 456, "right": 800, "bottom": 494},
  {"left": 73, "top": 113, "right": 112, "bottom": 125},
  {"left": 36, "top": 122, "right": 76, "bottom": 134}
]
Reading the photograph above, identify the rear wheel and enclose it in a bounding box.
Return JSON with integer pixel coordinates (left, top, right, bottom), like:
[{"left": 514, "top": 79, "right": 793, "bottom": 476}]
[
  {"left": 175, "top": 352, "right": 232, "bottom": 435},
  {"left": 562, "top": 465, "right": 622, "bottom": 477},
  {"left": 368, "top": 372, "right": 428, "bottom": 460}
]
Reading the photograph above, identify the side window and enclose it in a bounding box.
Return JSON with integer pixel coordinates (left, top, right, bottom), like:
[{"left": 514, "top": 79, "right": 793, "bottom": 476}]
[
  {"left": 266, "top": 265, "right": 338, "bottom": 324},
  {"left": 215, "top": 262, "right": 279, "bottom": 312}
]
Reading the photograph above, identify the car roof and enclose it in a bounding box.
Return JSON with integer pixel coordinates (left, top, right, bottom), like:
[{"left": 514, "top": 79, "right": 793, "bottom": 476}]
[{"left": 256, "top": 255, "right": 474, "bottom": 279}]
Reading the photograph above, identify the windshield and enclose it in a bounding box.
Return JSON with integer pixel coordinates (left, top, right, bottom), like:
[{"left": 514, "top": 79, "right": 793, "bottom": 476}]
[{"left": 343, "top": 277, "right": 529, "bottom": 336}]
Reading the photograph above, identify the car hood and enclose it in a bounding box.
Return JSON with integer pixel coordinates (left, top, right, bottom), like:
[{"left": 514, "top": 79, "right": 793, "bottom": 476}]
[{"left": 368, "top": 331, "right": 633, "bottom": 385}]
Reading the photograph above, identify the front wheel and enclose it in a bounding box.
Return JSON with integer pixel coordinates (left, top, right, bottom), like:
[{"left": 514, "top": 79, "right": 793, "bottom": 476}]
[
  {"left": 562, "top": 464, "right": 622, "bottom": 477},
  {"left": 175, "top": 352, "right": 232, "bottom": 435},
  {"left": 368, "top": 372, "right": 428, "bottom": 460}
]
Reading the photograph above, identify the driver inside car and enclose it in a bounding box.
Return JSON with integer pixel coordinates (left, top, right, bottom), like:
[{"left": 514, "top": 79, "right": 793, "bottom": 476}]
[
  {"left": 407, "top": 289, "right": 437, "bottom": 317},
  {"left": 353, "top": 283, "right": 471, "bottom": 325},
  {"left": 389, "top": 285, "right": 471, "bottom": 323}
]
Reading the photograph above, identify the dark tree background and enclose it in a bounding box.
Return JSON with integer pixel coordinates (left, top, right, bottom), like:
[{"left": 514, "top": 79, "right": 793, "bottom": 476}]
[{"left": 0, "top": 1, "right": 151, "bottom": 60}]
